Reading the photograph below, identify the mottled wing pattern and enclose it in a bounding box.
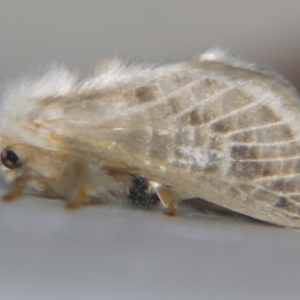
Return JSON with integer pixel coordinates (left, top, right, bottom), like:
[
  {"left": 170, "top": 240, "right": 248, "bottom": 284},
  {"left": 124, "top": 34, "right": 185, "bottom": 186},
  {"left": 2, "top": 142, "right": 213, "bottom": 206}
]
[
  {"left": 86, "top": 58, "right": 300, "bottom": 227},
  {"left": 13, "top": 55, "right": 300, "bottom": 227},
  {"left": 3, "top": 52, "right": 300, "bottom": 227}
]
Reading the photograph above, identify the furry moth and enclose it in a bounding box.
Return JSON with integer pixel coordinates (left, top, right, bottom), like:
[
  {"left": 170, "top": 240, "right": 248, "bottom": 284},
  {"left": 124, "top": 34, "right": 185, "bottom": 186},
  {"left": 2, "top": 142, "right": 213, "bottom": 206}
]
[{"left": 1, "top": 48, "right": 300, "bottom": 228}]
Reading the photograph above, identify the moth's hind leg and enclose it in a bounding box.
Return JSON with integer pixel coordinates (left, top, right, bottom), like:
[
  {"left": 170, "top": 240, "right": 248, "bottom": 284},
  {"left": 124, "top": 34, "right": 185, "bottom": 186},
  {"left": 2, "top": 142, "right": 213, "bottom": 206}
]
[{"left": 149, "top": 181, "right": 190, "bottom": 216}]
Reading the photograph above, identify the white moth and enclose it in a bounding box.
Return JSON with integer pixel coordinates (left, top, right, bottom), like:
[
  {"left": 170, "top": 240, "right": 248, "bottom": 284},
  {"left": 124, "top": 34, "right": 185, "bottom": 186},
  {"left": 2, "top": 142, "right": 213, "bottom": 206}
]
[{"left": 1, "top": 48, "right": 300, "bottom": 228}]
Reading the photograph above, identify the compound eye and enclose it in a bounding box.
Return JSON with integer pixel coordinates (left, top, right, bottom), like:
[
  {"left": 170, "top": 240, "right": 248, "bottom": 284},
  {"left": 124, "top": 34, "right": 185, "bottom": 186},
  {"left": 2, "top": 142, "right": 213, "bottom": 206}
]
[{"left": 0, "top": 148, "right": 22, "bottom": 169}]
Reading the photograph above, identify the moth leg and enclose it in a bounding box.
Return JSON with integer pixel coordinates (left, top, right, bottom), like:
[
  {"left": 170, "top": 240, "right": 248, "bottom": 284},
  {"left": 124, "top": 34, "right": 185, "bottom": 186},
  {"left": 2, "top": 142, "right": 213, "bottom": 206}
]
[
  {"left": 65, "top": 184, "right": 88, "bottom": 210},
  {"left": 62, "top": 160, "right": 91, "bottom": 209},
  {"left": 62, "top": 161, "right": 131, "bottom": 209},
  {"left": 2, "top": 176, "right": 26, "bottom": 202},
  {"left": 1, "top": 169, "right": 29, "bottom": 202},
  {"left": 149, "top": 181, "right": 188, "bottom": 216},
  {"left": 2, "top": 170, "right": 27, "bottom": 202}
]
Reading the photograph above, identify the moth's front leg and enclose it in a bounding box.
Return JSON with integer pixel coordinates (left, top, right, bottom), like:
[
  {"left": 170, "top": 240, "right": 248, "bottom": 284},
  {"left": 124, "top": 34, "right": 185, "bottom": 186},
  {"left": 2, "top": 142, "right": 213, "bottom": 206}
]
[{"left": 1, "top": 170, "right": 27, "bottom": 202}]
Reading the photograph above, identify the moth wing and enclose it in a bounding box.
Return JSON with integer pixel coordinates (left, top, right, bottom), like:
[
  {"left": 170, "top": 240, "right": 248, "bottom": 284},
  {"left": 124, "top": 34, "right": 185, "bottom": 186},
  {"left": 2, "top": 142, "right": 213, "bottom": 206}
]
[
  {"left": 156, "top": 58, "right": 300, "bottom": 228},
  {"left": 76, "top": 57, "right": 300, "bottom": 227},
  {"left": 20, "top": 55, "right": 300, "bottom": 227}
]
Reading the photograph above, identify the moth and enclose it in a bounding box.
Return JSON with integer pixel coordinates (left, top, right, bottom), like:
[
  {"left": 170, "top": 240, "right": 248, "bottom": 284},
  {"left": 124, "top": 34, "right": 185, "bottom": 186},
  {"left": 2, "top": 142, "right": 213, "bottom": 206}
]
[{"left": 1, "top": 48, "right": 300, "bottom": 228}]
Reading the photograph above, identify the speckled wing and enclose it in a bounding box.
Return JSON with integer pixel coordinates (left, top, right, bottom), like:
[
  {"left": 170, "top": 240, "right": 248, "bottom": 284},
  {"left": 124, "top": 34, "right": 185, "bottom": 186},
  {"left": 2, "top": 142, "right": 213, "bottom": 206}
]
[
  {"left": 69, "top": 53, "right": 300, "bottom": 227},
  {"left": 153, "top": 57, "right": 300, "bottom": 227},
  {"left": 39, "top": 53, "right": 300, "bottom": 227}
]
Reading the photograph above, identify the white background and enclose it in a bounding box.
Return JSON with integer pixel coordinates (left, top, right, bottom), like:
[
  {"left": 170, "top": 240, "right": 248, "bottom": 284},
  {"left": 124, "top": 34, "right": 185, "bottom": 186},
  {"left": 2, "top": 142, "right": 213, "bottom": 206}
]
[{"left": 0, "top": 1, "right": 300, "bottom": 299}]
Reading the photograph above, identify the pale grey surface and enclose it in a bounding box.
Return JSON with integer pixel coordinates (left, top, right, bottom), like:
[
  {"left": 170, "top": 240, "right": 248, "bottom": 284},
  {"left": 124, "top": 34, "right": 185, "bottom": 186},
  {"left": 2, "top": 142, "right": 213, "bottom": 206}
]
[
  {"left": 1, "top": 193, "right": 300, "bottom": 300},
  {"left": 0, "top": 1, "right": 300, "bottom": 299}
]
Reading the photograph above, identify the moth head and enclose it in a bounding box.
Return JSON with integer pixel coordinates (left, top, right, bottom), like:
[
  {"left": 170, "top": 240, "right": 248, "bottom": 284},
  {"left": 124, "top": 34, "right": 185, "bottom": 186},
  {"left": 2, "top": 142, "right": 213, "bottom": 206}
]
[
  {"left": 0, "top": 139, "right": 130, "bottom": 203},
  {"left": 0, "top": 139, "right": 68, "bottom": 195}
]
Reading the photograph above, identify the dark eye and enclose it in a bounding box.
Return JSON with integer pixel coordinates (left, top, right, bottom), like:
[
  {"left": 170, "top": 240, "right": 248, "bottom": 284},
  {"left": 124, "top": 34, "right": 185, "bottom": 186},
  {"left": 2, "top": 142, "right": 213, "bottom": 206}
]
[{"left": 1, "top": 148, "right": 22, "bottom": 169}]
